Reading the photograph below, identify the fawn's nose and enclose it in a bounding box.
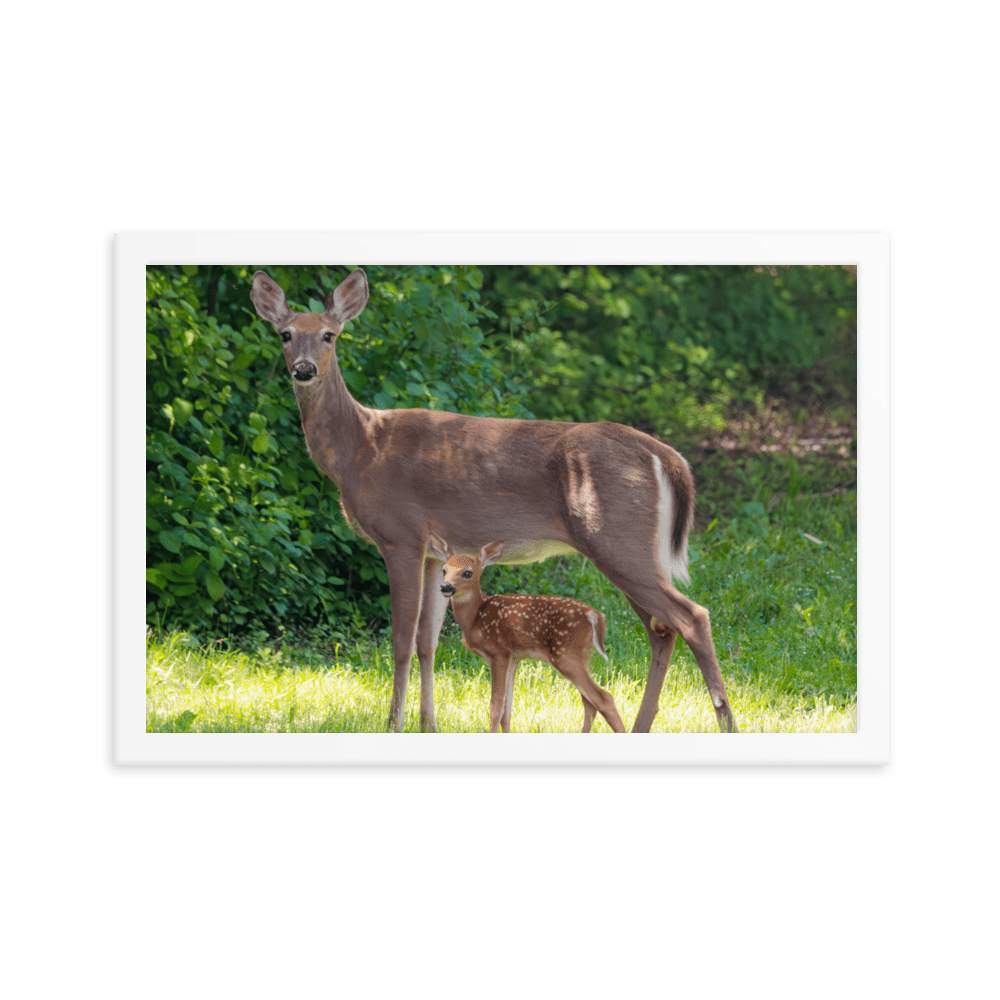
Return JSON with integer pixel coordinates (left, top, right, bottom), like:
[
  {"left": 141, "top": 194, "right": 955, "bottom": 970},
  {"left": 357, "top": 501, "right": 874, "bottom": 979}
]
[
  {"left": 292, "top": 360, "right": 318, "bottom": 381},
  {"left": 440, "top": 583, "right": 455, "bottom": 595}
]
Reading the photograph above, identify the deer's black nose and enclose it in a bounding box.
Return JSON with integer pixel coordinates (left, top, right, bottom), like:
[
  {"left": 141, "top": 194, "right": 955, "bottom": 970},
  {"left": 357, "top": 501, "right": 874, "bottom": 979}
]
[
  {"left": 292, "top": 361, "right": 317, "bottom": 381},
  {"left": 440, "top": 583, "right": 454, "bottom": 595}
]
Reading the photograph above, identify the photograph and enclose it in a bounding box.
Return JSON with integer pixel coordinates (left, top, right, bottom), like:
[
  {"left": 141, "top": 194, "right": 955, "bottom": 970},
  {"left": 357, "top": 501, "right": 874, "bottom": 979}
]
[{"left": 129, "top": 239, "right": 884, "bottom": 763}]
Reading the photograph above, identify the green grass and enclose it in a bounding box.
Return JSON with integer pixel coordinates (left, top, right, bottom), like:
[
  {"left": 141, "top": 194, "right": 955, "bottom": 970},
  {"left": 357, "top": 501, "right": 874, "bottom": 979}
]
[{"left": 146, "top": 485, "right": 856, "bottom": 734}]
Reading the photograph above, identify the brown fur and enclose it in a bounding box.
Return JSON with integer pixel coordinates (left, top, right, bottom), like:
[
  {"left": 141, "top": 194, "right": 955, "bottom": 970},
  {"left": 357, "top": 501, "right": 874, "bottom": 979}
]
[
  {"left": 431, "top": 537, "right": 625, "bottom": 733},
  {"left": 249, "top": 269, "right": 738, "bottom": 734}
]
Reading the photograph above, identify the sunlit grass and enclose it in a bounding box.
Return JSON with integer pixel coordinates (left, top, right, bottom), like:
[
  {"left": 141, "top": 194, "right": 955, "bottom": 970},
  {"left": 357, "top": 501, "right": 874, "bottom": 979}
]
[
  {"left": 146, "top": 635, "right": 854, "bottom": 734},
  {"left": 147, "top": 486, "right": 856, "bottom": 734}
]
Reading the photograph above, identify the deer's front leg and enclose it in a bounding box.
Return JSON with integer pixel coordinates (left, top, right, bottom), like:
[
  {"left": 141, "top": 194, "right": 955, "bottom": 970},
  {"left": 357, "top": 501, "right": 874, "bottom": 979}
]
[
  {"left": 488, "top": 655, "right": 513, "bottom": 733},
  {"left": 414, "top": 556, "right": 448, "bottom": 733},
  {"left": 381, "top": 546, "right": 427, "bottom": 732}
]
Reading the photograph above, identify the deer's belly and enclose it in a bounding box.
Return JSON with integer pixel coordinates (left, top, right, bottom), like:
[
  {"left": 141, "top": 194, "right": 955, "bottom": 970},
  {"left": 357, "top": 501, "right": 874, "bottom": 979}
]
[
  {"left": 495, "top": 539, "right": 576, "bottom": 564},
  {"left": 511, "top": 649, "right": 553, "bottom": 664},
  {"left": 463, "top": 636, "right": 552, "bottom": 667}
]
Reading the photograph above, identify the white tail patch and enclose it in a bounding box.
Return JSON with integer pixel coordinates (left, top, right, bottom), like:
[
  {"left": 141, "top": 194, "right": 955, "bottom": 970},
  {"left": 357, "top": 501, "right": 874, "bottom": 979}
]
[
  {"left": 651, "top": 454, "right": 690, "bottom": 586},
  {"left": 587, "top": 611, "right": 608, "bottom": 662}
]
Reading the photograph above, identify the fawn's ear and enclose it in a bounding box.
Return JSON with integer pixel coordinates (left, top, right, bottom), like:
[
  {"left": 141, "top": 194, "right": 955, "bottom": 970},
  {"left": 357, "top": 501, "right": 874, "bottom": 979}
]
[
  {"left": 427, "top": 532, "right": 454, "bottom": 562},
  {"left": 324, "top": 268, "right": 369, "bottom": 327},
  {"left": 477, "top": 540, "right": 505, "bottom": 568},
  {"left": 250, "top": 271, "right": 293, "bottom": 327}
]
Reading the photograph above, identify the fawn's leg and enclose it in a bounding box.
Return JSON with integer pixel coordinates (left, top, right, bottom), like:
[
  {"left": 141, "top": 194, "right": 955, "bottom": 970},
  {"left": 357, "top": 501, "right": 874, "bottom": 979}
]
[
  {"left": 500, "top": 663, "right": 519, "bottom": 733},
  {"left": 552, "top": 652, "right": 626, "bottom": 733},
  {"left": 488, "top": 655, "right": 513, "bottom": 733}
]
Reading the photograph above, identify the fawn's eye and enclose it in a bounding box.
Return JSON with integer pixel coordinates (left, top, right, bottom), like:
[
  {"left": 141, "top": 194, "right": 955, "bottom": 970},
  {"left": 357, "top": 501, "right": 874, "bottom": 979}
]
[
  {"left": 462, "top": 570, "right": 473, "bottom": 579},
  {"left": 323, "top": 331, "right": 334, "bottom": 343},
  {"left": 280, "top": 331, "right": 292, "bottom": 343}
]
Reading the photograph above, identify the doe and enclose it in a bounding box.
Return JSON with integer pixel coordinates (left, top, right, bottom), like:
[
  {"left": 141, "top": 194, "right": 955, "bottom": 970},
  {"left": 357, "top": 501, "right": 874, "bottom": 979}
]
[
  {"left": 429, "top": 534, "right": 627, "bottom": 733},
  {"left": 250, "top": 267, "right": 738, "bottom": 734}
]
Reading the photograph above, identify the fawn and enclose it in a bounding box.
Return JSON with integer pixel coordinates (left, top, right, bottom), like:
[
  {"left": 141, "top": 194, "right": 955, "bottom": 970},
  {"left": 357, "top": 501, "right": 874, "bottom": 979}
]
[{"left": 428, "top": 534, "right": 627, "bottom": 733}]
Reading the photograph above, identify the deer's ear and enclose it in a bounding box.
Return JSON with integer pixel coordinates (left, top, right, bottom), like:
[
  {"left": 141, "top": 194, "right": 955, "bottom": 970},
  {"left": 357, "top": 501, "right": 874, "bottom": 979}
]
[
  {"left": 427, "top": 532, "right": 454, "bottom": 562},
  {"left": 324, "top": 268, "right": 369, "bottom": 326},
  {"left": 478, "top": 540, "right": 505, "bottom": 568},
  {"left": 250, "top": 272, "right": 293, "bottom": 327}
]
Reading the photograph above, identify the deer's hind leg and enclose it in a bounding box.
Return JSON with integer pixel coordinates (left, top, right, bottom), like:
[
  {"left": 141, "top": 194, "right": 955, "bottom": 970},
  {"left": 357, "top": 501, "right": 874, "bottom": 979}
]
[
  {"left": 623, "top": 596, "right": 679, "bottom": 733},
  {"left": 613, "top": 573, "right": 737, "bottom": 733},
  {"left": 550, "top": 652, "right": 626, "bottom": 733}
]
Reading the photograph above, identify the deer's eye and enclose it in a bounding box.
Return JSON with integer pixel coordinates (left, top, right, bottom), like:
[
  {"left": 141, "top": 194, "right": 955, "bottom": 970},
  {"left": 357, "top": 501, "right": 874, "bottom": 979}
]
[
  {"left": 280, "top": 331, "right": 292, "bottom": 343},
  {"left": 462, "top": 570, "right": 473, "bottom": 579},
  {"left": 323, "top": 331, "right": 334, "bottom": 343}
]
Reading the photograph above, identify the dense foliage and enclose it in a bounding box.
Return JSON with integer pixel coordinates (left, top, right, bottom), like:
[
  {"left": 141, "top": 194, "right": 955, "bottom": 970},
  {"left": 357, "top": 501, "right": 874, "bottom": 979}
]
[
  {"left": 478, "top": 265, "right": 856, "bottom": 442},
  {"left": 146, "top": 263, "right": 855, "bottom": 639},
  {"left": 146, "top": 265, "right": 531, "bottom": 637}
]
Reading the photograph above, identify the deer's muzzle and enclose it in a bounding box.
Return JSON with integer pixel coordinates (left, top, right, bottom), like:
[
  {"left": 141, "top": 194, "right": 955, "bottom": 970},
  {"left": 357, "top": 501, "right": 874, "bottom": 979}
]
[{"left": 292, "top": 360, "right": 318, "bottom": 382}]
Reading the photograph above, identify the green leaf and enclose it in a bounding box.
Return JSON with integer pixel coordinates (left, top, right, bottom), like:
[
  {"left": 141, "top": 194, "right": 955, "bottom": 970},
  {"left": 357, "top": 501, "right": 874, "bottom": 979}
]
[
  {"left": 208, "top": 546, "right": 225, "bottom": 571},
  {"left": 252, "top": 432, "right": 270, "bottom": 454},
  {"left": 158, "top": 530, "right": 181, "bottom": 554},
  {"left": 172, "top": 398, "right": 194, "bottom": 425},
  {"left": 205, "top": 571, "right": 225, "bottom": 602},
  {"left": 230, "top": 350, "right": 257, "bottom": 371},
  {"left": 153, "top": 562, "right": 187, "bottom": 582},
  {"left": 179, "top": 554, "right": 204, "bottom": 576},
  {"left": 208, "top": 432, "right": 223, "bottom": 457},
  {"left": 248, "top": 412, "right": 267, "bottom": 431},
  {"left": 342, "top": 369, "right": 367, "bottom": 392}
]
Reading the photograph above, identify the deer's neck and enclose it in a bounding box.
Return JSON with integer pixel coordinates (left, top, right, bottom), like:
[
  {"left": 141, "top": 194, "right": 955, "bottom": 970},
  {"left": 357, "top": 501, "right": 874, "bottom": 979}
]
[
  {"left": 450, "top": 585, "right": 488, "bottom": 638},
  {"left": 292, "top": 349, "right": 368, "bottom": 482}
]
